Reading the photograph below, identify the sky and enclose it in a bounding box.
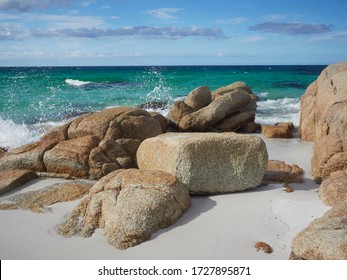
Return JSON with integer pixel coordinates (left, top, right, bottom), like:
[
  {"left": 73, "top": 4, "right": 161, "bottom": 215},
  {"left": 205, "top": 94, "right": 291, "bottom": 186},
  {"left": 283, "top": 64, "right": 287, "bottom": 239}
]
[{"left": 0, "top": 0, "right": 346, "bottom": 66}]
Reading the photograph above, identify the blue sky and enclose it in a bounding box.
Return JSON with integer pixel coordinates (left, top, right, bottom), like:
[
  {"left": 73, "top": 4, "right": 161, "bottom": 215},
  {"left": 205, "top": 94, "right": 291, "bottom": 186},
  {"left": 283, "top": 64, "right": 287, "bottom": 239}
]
[{"left": 0, "top": 0, "right": 346, "bottom": 66}]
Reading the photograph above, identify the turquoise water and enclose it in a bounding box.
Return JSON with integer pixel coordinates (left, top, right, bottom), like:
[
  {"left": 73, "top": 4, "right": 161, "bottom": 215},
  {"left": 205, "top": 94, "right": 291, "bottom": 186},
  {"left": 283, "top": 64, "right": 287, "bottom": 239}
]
[{"left": 0, "top": 65, "right": 325, "bottom": 149}]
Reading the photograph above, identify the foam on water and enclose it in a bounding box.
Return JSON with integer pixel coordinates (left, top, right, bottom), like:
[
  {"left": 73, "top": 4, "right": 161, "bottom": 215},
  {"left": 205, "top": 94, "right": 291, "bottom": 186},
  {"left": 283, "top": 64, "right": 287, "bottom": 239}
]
[
  {"left": 65, "top": 79, "right": 91, "bottom": 87},
  {"left": 0, "top": 118, "right": 41, "bottom": 149},
  {"left": 0, "top": 117, "right": 69, "bottom": 150},
  {"left": 255, "top": 97, "right": 300, "bottom": 126}
]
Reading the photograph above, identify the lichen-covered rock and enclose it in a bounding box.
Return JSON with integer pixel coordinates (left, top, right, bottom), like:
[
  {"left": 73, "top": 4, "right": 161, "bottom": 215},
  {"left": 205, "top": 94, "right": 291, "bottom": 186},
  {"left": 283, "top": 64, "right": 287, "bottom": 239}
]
[
  {"left": 0, "top": 107, "right": 162, "bottom": 180},
  {"left": 0, "top": 169, "right": 38, "bottom": 195},
  {"left": 318, "top": 169, "right": 347, "bottom": 207},
  {"left": 263, "top": 160, "right": 304, "bottom": 184},
  {"left": 0, "top": 180, "right": 93, "bottom": 212},
  {"left": 137, "top": 132, "right": 268, "bottom": 194},
  {"left": 167, "top": 81, "right": 257, "bottom": 132},
  {"left": 290, "top": 201, "right": 347, "bottom": 260},
  {"left": 57, "top": 169, "right": 190, "bottom": 250}
]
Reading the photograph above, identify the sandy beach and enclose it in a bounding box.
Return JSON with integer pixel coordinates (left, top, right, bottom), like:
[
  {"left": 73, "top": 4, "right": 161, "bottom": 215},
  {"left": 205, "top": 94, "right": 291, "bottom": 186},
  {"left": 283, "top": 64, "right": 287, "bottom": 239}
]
[{"left": 0, "top": 134, "right": 329, "bottom": 260}]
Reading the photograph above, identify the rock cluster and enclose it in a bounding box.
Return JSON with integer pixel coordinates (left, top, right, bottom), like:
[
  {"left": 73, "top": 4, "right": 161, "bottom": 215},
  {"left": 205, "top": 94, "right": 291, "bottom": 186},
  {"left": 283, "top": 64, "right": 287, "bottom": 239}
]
[
  {"left": 57, "top": 169, "right": 190, "bottom": 250},
  {"left": 300, "top": 62, "right": 347, "bottom": 182},
  {"left": 291, "top": 62, "right": 347, "bottom": 260},
  {"left": 0, "top": 107, "right": 162, "bottom": 180},
  {"left": 137, "top": 132, "right": 268, "bottom": 194},
  {"left": 167, "top": 82, "right": 257, "bottom": 132}
]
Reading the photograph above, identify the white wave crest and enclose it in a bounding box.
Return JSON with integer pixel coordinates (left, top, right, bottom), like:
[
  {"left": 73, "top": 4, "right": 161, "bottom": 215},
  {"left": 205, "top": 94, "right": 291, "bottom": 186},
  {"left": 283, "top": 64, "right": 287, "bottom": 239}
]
[
  {"left": 256, "top": 92, "right": 269, "bottom": 99},
  {"left": 65, "top": 79, "right": 91, "bottom": 87},
  {"left": 0, "top": 117, "right": 69, "bottom": 150},
  {"left": 0, "top": 118, "right": 41, "bottom": 150},
  {"left": 255, "top": 97, "right": 300, "bottom": 126}
]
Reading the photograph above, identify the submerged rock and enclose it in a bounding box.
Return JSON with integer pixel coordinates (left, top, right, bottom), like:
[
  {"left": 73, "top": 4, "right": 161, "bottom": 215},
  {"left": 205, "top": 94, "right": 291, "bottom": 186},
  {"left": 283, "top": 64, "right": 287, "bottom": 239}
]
[{"left": 57, "top": 169, "right": 190, "bottom": 250}]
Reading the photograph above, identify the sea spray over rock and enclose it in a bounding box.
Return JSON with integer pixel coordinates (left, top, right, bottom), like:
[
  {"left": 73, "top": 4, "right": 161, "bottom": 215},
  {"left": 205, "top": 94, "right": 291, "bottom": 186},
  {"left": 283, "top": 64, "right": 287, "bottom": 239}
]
[{"left": 0, "top": 65, "right": 325, "bottom": 148}]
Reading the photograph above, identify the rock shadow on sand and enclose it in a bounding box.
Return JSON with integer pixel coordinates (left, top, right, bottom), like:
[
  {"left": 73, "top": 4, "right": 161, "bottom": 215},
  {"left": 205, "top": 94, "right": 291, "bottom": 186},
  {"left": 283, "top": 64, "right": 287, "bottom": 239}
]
[{"left": 150, "top": 196, "right": 217, "bottom": 240}]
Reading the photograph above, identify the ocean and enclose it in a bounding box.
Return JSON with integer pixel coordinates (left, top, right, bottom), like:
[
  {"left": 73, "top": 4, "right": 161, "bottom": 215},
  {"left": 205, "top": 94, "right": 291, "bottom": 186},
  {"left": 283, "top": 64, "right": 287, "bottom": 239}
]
[{"left": 0, "top": 65, "right": 325, "bottom": 149}]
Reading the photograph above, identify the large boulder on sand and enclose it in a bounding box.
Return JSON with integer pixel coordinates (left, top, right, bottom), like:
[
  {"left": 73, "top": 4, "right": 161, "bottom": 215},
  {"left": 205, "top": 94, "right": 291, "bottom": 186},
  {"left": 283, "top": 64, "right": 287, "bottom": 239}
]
[
  {"left": 136, "top": 132, "right": 268, "bottom": 194},
  {"left": 57, "top": 169, "right": 190, "bottom": 250},
  {"left": 300, "top": 62, "right": 347, "bottom": 182},
  {"left": 290, "top": 200, "right": 347, "bottom": 260},
  {"left": 167, "top": 82, "right": 257, "bottom": 132},
  {"left": 0, "top": 107, "right": 162, "bottom": 180}
]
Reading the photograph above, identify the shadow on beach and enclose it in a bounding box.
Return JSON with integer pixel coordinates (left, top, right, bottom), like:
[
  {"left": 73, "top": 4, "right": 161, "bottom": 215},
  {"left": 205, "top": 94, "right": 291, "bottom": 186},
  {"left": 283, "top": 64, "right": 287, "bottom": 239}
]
[{"left": 150, "top": 196, "right": 217, "bottom": 240}]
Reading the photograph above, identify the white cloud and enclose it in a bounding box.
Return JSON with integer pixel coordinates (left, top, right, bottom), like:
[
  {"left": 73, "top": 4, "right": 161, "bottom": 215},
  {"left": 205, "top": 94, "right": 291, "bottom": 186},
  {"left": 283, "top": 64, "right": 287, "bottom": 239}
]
[
  {"left": 214, "top": 17, "right": 247, "bottom": 25},
  {"left": 308, "top": 30, "right": 347, "bottom": 42},
  {"left": 144, "top": 8, "right": 182, "bottom": 20},
  {"left": 81, "top": 0, "right": 95, "bottom": 7},
  {"left": 0, "top": 12, "right": 107, "bottom": 29},
  {"left": 263, "top": 14, "right": 289, "bottom": 22},
  {"left": 249, "top": 22, "right": 334, "bottom": 35},
  {"left": 0, "top": 24, "right": 227, "bottom": 40},
  {"left": 0, "top": 0, "right": 72, "bottom": 12},
  {"left": 243, "top": 35, "right": 265, "bottom": 43}
]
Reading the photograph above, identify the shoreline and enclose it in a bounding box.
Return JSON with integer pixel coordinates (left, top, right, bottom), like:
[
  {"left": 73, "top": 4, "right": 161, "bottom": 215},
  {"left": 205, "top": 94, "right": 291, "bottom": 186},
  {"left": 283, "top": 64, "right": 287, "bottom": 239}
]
[{"left": 0, "top": 133, "right": 330, "bottom": 260}]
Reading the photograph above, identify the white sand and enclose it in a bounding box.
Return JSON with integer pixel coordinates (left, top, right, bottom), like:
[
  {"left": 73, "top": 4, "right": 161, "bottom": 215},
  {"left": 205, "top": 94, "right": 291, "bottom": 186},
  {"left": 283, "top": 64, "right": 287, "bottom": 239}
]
[{"left": 0, "top": 135, "right": 330, "bottom": 260}]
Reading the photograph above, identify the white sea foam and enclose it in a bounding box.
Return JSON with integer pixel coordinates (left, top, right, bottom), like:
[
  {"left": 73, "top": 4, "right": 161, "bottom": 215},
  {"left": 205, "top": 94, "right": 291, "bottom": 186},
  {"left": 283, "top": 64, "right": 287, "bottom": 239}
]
[
  {"left": 256, "top": 92, "right": 269, "bottom": 99},
  {"left": 255, "top": 97, "right": 300, "bottom": 126},
  {"left": 0, "top": 117, "right": 68, "bottom": 150},
  {"left": 65, "top": 79, "right": 91, "bottom": 87},
  {"left": 0, "top": 118, "right": 41, "bottom": 150}
]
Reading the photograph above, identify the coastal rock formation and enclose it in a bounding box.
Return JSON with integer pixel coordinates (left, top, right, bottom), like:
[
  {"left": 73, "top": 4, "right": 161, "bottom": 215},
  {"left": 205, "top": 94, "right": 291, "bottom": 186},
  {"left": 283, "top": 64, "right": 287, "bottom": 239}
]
[
  {"left": 0, "top": 107, "right": 162, "bottom": 180},
  {"left": 263, "top": 160, "right": 304, "bottom": 184},
  {"left": 318, "top": 169, "right": 347, "bottom": 207},
  {"left": 136, "top": 132, "right": 268, "bottom": 194},
  {"left": 300, "top": 62, "right": 347, "bottom": 182},
  {"left": 290, "top": 200, "right": 347, "bottom": 260},
  {"left": 0, "top": 147, "right": 7, "bottom": 159},
  {"left": 0, "top": 169, "right": 38, "bottom": 195},
  {"left": 261, "top": 123, "right": 294, "bottom": 139},
  {"left": 167, "top": 82, "right": 257, "bottom": 132},
  {"left": 0, "top": 180, "right": 93, "bottom": 212},
  {"left": 57, "top": 169, "right": 190, "bottom": 250}
]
